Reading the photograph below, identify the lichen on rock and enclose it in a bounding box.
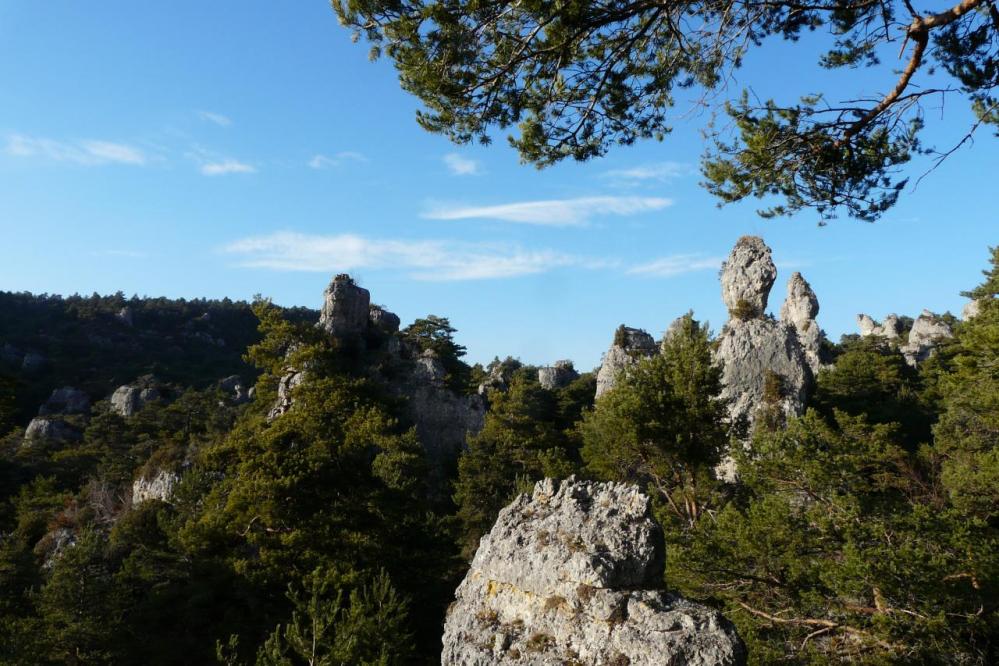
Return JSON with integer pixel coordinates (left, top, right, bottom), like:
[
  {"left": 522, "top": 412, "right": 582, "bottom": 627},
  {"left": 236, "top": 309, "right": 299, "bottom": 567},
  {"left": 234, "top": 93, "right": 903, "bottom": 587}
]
[{"left": 442, "top": 477, "right": 746, "bottom": 665}]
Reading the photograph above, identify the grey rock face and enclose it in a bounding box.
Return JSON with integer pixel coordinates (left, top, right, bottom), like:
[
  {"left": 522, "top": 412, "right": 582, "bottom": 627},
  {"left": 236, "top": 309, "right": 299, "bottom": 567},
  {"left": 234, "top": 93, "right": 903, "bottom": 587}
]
[
  {"left": 857, "top": 313, "right": 901, "bottom": 339},
  {"left": 595, "top": 327, "right": 657, "bottom": 398},
  {"left": 267, "top": 368, "right": 306, "bottom": 420},
  {"left": 901, "top": 310, "right": 953, "bottom": 366},
  {"left": 132, "top": 470, "right": 180, "bottom": 505},
  {"left": 779, "top": 273, "right": 823, "bottom": 375},
  {"left": 442, "top": 478, "right": 746, "bottom": 666},
  {"left": 715, "top": 318, "right": 811, "bottom": 430},
  {"left": 720, "top": 236, "right": 777, "bottom": 318},
  {"left": 21, "top": 351, "right": 47, "bottom": 373},
  {"left": 962, "top": 299, "right": 982, "bottom": 321},
  {"left": 537, "top": 360, "right": 578, "bottom": 390},
  {"left": 110, "top": 383, "right": 161, "bottom": 417},
  {"left": 318, "top": 274, "right": 371, "bottom": 338},
  {"left": 36, "top": 527, "right": 76, "bottom": 569},
  {"left": 24, "top": 417, "right": 81, "bottom": 444},
  {"left": 39, "top": 387, "right": 91, "bottom": 416},
  {"left": 369, "top": 305, "right": 401, "bottom": 335}
]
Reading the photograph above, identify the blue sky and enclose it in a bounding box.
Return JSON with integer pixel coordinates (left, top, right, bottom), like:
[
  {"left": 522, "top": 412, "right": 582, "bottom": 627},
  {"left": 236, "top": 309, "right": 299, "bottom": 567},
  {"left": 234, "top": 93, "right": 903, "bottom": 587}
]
[{"left": 1, "top": 1, "right": 995, "bottom": 369}]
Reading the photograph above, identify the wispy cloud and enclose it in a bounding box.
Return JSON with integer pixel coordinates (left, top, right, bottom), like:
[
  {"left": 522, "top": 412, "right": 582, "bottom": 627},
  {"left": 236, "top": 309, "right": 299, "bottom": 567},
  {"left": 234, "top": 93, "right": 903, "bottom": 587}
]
[
  {"left": 422, "top": 195, "right": 672, "bottom": 227},
  {"left": 443, "top": 153, "right": 481, "bottom": 176},
  {"left": 308, "top": 151, "right": 369, "bottom": 169},
  {"left": 5, "top": 134, "right": 148, "bottom": 166},
  {"left": 222, "top": 231, "right": 582, "bottom": 281},
  {"left": 627, "top": 254, "right": 723, "bottom": 277},
  {"left": 198, "top": 111, "right": 232, "bottom": 127},
  {"left": 201, "top": 159, "right": 256, "bottom": 176},
  {"left": 602, "top": 162, "right": 691, "bottom": 185}
]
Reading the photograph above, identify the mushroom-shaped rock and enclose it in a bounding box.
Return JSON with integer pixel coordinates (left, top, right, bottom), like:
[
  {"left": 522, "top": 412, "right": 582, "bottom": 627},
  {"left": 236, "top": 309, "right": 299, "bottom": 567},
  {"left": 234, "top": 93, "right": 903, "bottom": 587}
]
[
  {"left": 318, "top": 274, "right": 370, "bottom": 338},
  {"left": 596, "top": 326, "right": 657, "bottom": 398},
  {"left": 39, "top": 387, "right": 91, "bottom": 416},
  {"left": 720, "top": 236, "right": 777, "bottom": 318},
  {"left": 537, "top": 360, "right": 579, "bottom": 390},
  {"left": 442, "top": 477, "right": 746, "bottom": 665}
]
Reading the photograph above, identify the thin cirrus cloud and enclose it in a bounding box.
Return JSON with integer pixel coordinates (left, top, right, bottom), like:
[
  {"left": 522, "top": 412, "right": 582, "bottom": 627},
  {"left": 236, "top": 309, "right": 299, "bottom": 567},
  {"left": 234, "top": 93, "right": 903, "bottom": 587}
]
[
  {"left": 197, "top": 111, "right": 232, "bottom": 127},
  {"left": 422, "top": 195, "right": 672, "bottom": 227},
  {"left": 627, "top": 254, "right": 724, "bottom": 277},
  {"left": 200, "top": 159, "right": 256, "bottom": 176},
  {"left": 222, "top": 231, "right": 580, "bottom": 281},
  {"left": 5, "top": 134, "right": 148, "bottom": 166},
  {"left": 443, "top": 153, "right": 481, "bottom": 176},
  {"left": 602, "top": 161, "right": 691, "bottom": 184},
  {"left": 308, "top": 151, "right": 369, "bottom": 169}
]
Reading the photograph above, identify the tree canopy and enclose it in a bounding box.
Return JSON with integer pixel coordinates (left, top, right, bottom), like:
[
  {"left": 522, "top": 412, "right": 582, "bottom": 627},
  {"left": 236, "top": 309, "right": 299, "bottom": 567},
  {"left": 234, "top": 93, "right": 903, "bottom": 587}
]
[{"left": 334, "top": 0, "right": 999, "bottom": 221}]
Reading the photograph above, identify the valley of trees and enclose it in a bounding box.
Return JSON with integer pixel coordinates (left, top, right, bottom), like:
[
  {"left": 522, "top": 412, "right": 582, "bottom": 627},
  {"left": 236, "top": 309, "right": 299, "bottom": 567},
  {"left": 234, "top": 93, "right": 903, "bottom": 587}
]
[{"left": 0, "top": 248, "right": 997, "bottom": 664}]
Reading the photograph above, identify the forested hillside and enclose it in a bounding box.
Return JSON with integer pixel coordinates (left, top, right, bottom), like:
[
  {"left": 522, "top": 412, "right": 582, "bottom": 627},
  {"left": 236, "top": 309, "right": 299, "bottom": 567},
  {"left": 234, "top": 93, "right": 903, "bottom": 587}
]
[{"left": 0, "top": 242, "right": 996, "bottom": 665}]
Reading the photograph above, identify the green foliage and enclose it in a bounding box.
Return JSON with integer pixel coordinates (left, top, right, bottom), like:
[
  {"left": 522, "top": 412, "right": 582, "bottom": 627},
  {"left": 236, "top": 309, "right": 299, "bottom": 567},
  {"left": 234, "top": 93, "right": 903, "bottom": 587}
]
[
  {"left": 582, "top": 313, "right": 729, "bottom": 527},
  {"left": 453, "top": 368, "right": 586, "bottom": 555},
  {"left": 245, "top": 569, "right": 413, "bottom": 666},
  {"left": 813, "top": 336, "right": 932, "bottom": 448},
  {"left": 334, "top": 0, "right": 998, "bottom": 221},
  {"left": 401, "top": 315, "right": 472, "bottom": 392}
]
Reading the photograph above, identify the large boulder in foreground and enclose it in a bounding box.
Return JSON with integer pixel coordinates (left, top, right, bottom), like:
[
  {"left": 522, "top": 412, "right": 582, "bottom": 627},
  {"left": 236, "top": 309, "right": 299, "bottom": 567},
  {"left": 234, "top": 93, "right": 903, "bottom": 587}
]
[{"left": 442, "top": 478, "right": 746, "bottom": 666}]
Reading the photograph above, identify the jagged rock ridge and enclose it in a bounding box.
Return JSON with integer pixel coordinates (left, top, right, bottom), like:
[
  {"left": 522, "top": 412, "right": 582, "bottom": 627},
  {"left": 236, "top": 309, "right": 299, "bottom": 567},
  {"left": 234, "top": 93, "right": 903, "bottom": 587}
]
[
  {"left": 442, "top": 477, "right": 746, "bottom": 665},
  {"left": 595, "top": 326, "right": 656, "bottom": 398}
]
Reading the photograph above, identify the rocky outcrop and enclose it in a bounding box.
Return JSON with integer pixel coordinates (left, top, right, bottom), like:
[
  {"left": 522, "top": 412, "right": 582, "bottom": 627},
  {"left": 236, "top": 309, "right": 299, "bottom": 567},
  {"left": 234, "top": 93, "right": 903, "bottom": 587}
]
[
  {"left": 369, "top": 305, "right": 401, "bottom": 336},
  {"left": 132, "top": 470, "right": 180, "bottom": 505},
  {"left": 857, "top": 313, "right": 902, "bottom": 339},
  {"left": 318, "top": 274, "right": 370, "bottom": 338},
  {"left": 595, "top": 327, "right": 657, "bottom": 398},
  {"left": 962, "top": 299, "right": 981, "bottom": 320},
  {"left": 21, "top": 351, "right": 47, "bottom": 373},
  {"left": 219, "top": 375, "right": 252, "bottom": 404},
  {"left": 116, "top": 306, "right": 134, "bottom": 327},
  {"left": 39, "top": 387, "right": 91, "bottom": 416},
  {"left": 478, "top": 358, "right": 522, "bottom": 396},
  {"left": 716, "top": 318, "right": 811, "bottom": 429},
  {"left": 779, "top": 272, "right": 824, "bottom": 374},
  {"left": 24, "top": 417, "right": 82, "bottom": 444},
  {"left": 537, "top": 360, "right": 578, "bottom": 390},
  {"left": 714, "top": 238, "right": 812, "bottom": 437},
  {"left": 110, "top": 377, "right": 162, "bottom": 417},
  {"left": 901, "top": 310, "right": 953, "bottom": 366},
  {"left": 267, "top": 367, "right": 306, "bottom": 420},
  {"left": 442, "top": 478, "right": 745, "bottom": 666},
  {"left": 721, "top": 236, "right": 777, "bottom": 318}
]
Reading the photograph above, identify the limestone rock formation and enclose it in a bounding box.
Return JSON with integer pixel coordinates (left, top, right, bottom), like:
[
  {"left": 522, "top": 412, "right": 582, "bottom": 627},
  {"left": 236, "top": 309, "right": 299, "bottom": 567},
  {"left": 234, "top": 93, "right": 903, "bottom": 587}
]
[
  {"left": 779, "top": 272, "right": 824, "bottom": 374},
  {"left": 24, "top": 417, "right": 82, "bottom": 444},
  {"left": 132, "top": 470, "right": 180, "bottom": 505},
  {"left": 595, "top": 326, "right": 656, "bottom": 398},
  {"left": 110, "top": 379, "right": 161, "bottom": 417},
  {"left": 318, "top": 274, "right": 370, "bottom": 338},
  {"left": 267, "top": 367, "right": 306, "bottom": 420},
  {"left": 857, "top": 313, "right": 902, "bottom": 339},
  {"left": 369, "top": 304, "right": 401, "bottom": 335},
  {"left": 537, "top": 360, "right": 578, "bottom": 390},
  {"left": 901, "top": 310, "right": 953, "bottom": 366},
  {"left": 219, "top": 375, "right": 252, "bottom": 404},
  {"left": 716, "top": 319, "right": 811, "bottom": 428},
  {"left": 720, "top": 236, "right": 777, "bottom": 318},
  {"left": 441, "top": 478, "right": 745, "bottom": 666},
  {"left": 116, "top": 306, "right": 134, "bottom": 326},
  {"left": 39, "top": 387, "right": 91, "bottom": 416},
  {"left": 713, "top": 238, "right": 812, "bottom": 437},
  {"left": 962, "top": 299, "right": 981, "bottom": 320}
]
